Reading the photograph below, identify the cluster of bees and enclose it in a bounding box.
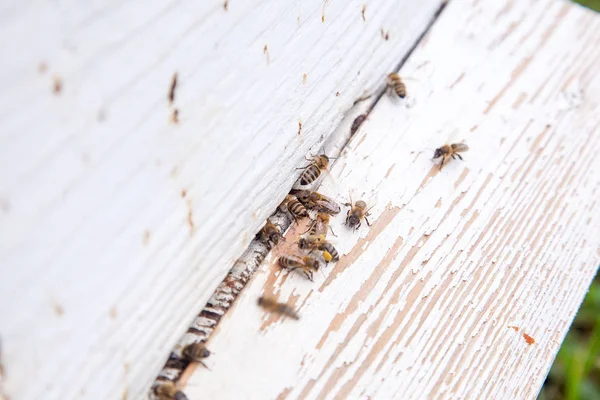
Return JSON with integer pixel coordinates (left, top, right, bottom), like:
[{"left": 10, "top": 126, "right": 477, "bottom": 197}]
[
  {"left": 154, "top": 72, "right": 469, "bottom": 399},
  {"left": 256, "top": 152, "right": 376, "bottom": 318},
  {"left": 257, "top": 72, "right": 469, "bottom": 319}
]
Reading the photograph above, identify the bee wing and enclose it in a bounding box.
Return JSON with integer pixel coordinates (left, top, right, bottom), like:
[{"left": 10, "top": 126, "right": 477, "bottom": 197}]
[
  {"left": 451, "top": 142, "right": 469, "bottom": 152},
  {"left": 314, "top": 196, "right": 341, "bottom": 215}
]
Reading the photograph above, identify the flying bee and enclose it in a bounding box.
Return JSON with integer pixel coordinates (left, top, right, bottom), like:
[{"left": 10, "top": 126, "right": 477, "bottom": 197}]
[
  {"left": 282, "top": 194, "right": 308, "bottom": 221},
  {"left": 154, "top": 381, "right": 188, "bottom": 400},
  {"left": 387, "top": 73, "right": 406, "bottom": 98},
  {"left": 291, "top": 189, "right": 341, "bottom": 215},
  {"left": 306, "top": 212, "right": 336, "bottom": 237},
  {"left": 278, "top": 255, "right": 320, "bottom": 281},
  {"left": 344, "top": 197, "right": 373, "bottom": 230},
  {"left": 433, "top": 142, "right": 469, "bottom": 170},
  {"left": 182, "top": 342, "right": 211, "bottom": 370},
  {"left": 298, "top": 154, "right": 330, "bottom": 186},
  {"left": 257, "top": 220, "right": 284, "bottom": 246},
  {"left": 257, "top": 296, "right": 300, "bottom": 320}
]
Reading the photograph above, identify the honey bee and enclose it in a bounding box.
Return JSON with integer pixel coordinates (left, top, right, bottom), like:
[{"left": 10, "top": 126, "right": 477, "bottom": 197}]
[
  {"left": 387, "top": 73, "right": 406, "bottom": 98},
  {"left": 182, "top": 342, "right": 210, "bottom": 361},
  {"left": 291, "top": 190, "right": 341, "bottom": 215},
  {"left": 154, "top": 381, "right": 188, "bottom": 400},
  {"left": 257, "top": 220, "right": 284, "bottom": 246},
  {"left": 298, "top": 235, "right": 340, "bottom": 263},
  {"left": 306, "top": 212, "right": 336, "bottom": 237},
  {"left": 298, "top": 154, "right": 330, "bottom": 186},
  {"left": 182, "top": 342, "right": 210, "bottom": 370},
  {"left": 282, "top": 195, "right": 309, "bottom": 221},
  {"left": 257, "top": 296, "right": 300, "bottom": 320},
  {"left": 344, "top": 198, "right": 372, "bottom": 229},
  {"left": 278, "top": 255, "right": 321, "bottom": 281},
  {"left": 433, "top": 142, "right": 469, "bottom": 170}
]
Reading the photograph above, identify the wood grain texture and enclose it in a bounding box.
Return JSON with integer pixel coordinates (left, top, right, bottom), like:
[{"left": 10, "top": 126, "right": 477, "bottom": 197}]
[
  {"left": 184, "top": 0, "right": 600, "bottom": 398},
  {"left": 0, "top": 1, "right": 447, "bottom": 399}
]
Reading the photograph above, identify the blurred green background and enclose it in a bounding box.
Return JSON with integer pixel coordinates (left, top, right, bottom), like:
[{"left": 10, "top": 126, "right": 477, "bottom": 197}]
[
  {"left": 539, "top": 272, "right": 600, "bottom": 400},
  {"left": 575, "top": 0, "right": 600, "bottom": 11},
  {"left": 539, "top": 2, "right": 600, "bottom": 400}
]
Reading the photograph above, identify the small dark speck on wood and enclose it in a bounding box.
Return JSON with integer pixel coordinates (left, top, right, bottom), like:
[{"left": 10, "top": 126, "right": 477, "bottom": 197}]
[
  {"left": 53, "top": 75, "right": 62, "bottom": 94},
  {"left": 380, "top": 28, "right": 390, "bottom": 40},
  {"left": 350, "top": 114, "right": 367, "bottom": 136},
  {"left": 224, "top": 0, "right": 228, "bottom": 11},
  {"left": 171, "top": 109, "right": 180, "bottom": 124},
  {"left": 298, "top": 122, "right": 302, "bottom": 136},
  {"left": 263, "top": 45, "right": 270, "bottom": 65},
  {"left": 169, "top": 72, "right": 178, "bottom": 105},
  {"left": 361, "top": 5, "right": 366, "bottom": 21},
  {"left": 38, "top": 62, "right": 48, "bottom": 74}
]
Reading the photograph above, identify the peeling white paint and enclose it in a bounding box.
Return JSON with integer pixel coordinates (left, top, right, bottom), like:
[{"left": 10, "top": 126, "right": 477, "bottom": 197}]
[{"left": 184, "top": 0, "right": 600, "bottom": 399}]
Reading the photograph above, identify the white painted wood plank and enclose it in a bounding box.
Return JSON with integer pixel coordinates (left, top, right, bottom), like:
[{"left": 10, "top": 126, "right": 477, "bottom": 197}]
[
  {"left": 0, "top": 1, "right": 446, "bottom": 399},
  {"left": 183, "top": 0, "right": 600, "bottom": 398}
]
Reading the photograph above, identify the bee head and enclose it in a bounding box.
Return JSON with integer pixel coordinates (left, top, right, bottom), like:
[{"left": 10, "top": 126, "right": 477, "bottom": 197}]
[
  {"left": 348, "top": 215, "right": 360, "bottom": 227},
  {"left": 433, "top": 148, "right": 443, "bottom": 159},
  {"left": 297, "top": 238, "right": 308, "bottom": 249},
  {"left": 199, "top": 348, "right": 211, "bottom": 358}
]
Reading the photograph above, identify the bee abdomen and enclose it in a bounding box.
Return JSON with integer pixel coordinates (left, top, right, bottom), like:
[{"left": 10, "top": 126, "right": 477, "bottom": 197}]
[
  {"left": 277, "top": 304, "right": 300, "bottom": 320},
  {"left": 288, "top": 199, "right": 308, "bottom": 217},
  {"left": 279, "top": 255, "right": 300, "bottom": 268},
  {"left": 319, "top": 243, "right": 339, "bottom": 261},
  {"left": 393, "top": 81, "right": 406, "bottom": 98},
  {"left": 300, "top": 165, "right": 322, "bottom": 185}
]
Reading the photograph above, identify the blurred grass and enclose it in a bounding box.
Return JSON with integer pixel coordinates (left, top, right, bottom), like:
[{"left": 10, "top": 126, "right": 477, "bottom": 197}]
[
  {"left": 529, "top": 0, "right": 598, "bottom": 398},
  {"left": 539, "top": 272, "right": 600, "bottom": 400},
  {"left": 576, "top": 0, "right": 600, "bottom": 11}
]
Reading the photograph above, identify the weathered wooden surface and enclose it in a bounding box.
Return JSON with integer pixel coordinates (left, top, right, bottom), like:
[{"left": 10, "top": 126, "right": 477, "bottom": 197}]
[
  {"left": 0, "top": 0, "right": 448, "bottom": 399},
  {"left": 183, "top": 0, "right": 600, "bottom": 398}
]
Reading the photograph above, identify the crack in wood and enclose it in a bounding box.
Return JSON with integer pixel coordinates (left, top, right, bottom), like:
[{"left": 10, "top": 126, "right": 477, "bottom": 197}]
[{"left": 149, "top": 2, "right": 452, "bottom": 396}]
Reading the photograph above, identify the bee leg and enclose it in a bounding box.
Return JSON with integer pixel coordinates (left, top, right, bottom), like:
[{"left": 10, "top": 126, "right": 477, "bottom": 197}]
[
  {"left": 457, "top": 154, "right": 464, "bottom": 161},
  {"left": 451, "top": 154, "right": 456, "bottom": 160},
  {"left": 305, "top": 270, "right": 314, "bottom": 281},
  {"left": 328, "top": 226, "right": 337, "bottom": 237},
  {"left": 365, "top": 216, "right": 372, "bottom": 226},
  {"left": 439, "top": 156, "right": 446, "bottom": 170},
  {"left": 199, "top": 360, "right": 211, "bottom": 371}
]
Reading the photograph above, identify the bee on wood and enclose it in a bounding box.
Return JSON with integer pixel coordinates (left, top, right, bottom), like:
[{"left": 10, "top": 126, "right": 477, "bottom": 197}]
[
  {"left": 154, "top": 381, "right": 188, "bottom": 400},
  {"left": 433, "top": 142, "right": 469, "bottom": 170},
  {"left": 257, "top": 220, "right": 284, "bottom": 246},
  {"left": 182, "top": 342, "right": 211, "bottom": 370},
  {"left": 282, "top": 195, "right": 309, "bottom": 221},
  {"left": 344, "top": 197, "right": 372, "bottom": 230},
  {"left": 292, "top": 190, "right": 341, "bottom": 215},
  {"left": 387, "top": 73, "right": 406, "bottom": 98},
  {"left": 278, "top": 255, "right": 320, "bottom": 281},
  {"left": 298, "top": 235, "right": 339, "bottom": 263},
  {"left": 257, "top": 296, "right": 300, "bottom": 320},
  {"left": 298, "top": 154, "right": 330, "bottom": 186},
  {"left": 306, "top": 212, "right": 336, "bottom": 237}
]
